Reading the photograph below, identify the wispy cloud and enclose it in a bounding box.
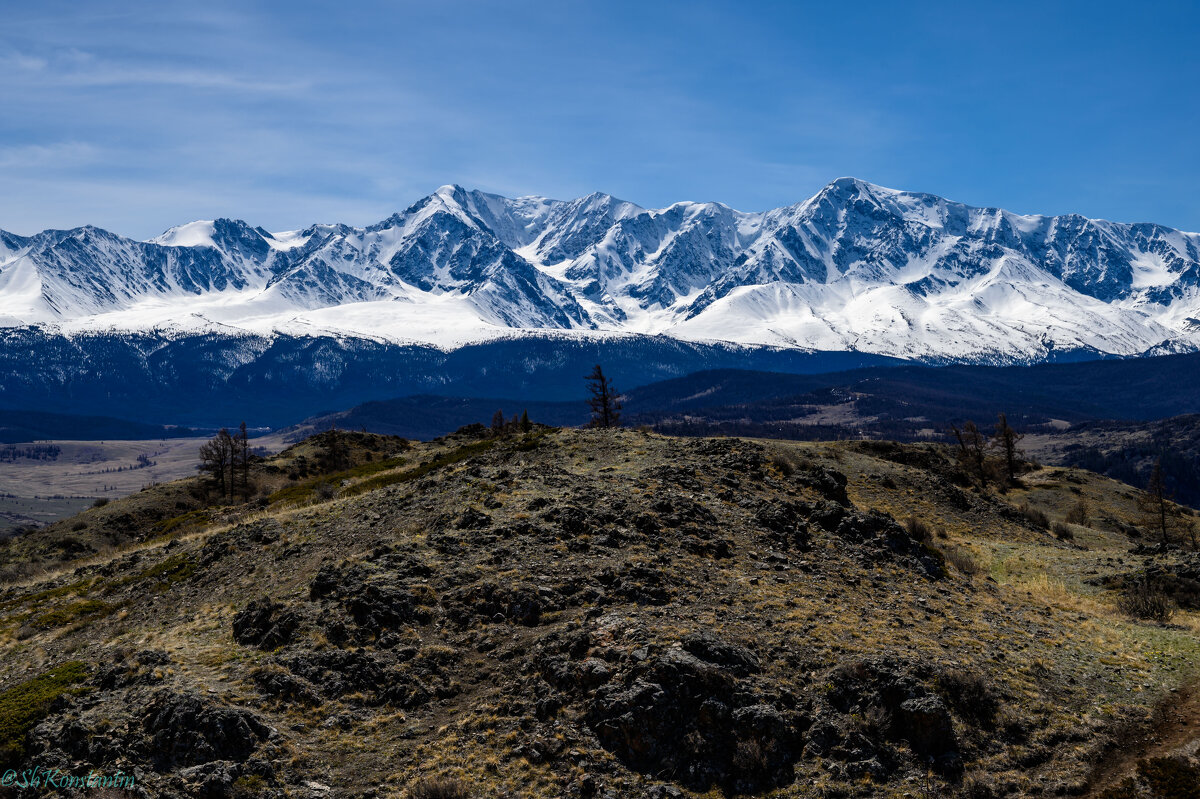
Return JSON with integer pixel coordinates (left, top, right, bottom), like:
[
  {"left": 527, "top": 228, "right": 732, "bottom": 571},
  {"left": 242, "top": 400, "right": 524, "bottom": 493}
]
[
  {"left": 2, "top": 48, "right": 309, "bottom": 92},
  {"left": 0, "top": 142, "right": 100, "bottom": 170}
]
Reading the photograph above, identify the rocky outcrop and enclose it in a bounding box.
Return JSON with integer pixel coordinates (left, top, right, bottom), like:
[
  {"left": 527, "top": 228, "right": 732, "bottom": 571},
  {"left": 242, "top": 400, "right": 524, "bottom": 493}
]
[{"left": 586, "top": 647, "right": 805, "bottom": 794}]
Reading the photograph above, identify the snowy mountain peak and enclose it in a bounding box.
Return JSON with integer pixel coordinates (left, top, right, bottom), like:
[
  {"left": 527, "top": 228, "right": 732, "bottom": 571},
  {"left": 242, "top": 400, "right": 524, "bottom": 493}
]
[
  {"left": 151, "top": 220, "right": 219, "bottom": 247},
  {"left": 3, "top": 179, "right": 1200, "bottom": 360}
]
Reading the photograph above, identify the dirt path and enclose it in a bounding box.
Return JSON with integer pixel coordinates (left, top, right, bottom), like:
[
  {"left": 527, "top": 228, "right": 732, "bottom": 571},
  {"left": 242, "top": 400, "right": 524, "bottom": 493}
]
[{"left": 1087, "top": 683, "right": 1200, "bottom": 795}]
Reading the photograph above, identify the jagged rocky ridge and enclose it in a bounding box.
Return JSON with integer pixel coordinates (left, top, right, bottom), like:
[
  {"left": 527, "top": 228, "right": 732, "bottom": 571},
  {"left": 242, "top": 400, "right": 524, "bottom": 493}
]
[{"left": 3, "top": 179, "right": 1200, "bottom": 361}]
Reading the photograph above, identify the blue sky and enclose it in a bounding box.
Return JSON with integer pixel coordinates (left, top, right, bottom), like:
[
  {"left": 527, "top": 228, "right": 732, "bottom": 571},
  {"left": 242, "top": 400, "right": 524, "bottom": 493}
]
[{"left": 1, "top": 0, "right": 1197, "bottom": 238}]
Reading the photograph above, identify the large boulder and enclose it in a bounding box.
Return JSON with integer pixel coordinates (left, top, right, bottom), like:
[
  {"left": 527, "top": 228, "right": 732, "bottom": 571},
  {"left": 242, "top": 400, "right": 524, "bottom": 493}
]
[
  {"left": 680, "top": 631, "right": 761, "bottom": 677},
  {"left": 142, "top": 692, "right": 271, "bottom": 769},
  {"left": 232, "top": 597, "right": 300, "bottom": 649},
  {"left": 586, "top": 648, "right": 803, "bottom": 794},
  {"left": 823, "top": 658, "right": 962, "bottom": 775}
]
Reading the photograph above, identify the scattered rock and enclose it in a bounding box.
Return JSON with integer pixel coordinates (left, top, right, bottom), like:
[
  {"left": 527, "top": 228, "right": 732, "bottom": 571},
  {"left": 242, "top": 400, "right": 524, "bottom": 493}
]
[
  {"left": 586, "top": 648, "right": 804, "bottom": 793},
  {"left": 232, "top": 597, "right": 300, "bottom": 649},
  {"left": 142, "top": 691, "right": 271, "bottom": 769}
]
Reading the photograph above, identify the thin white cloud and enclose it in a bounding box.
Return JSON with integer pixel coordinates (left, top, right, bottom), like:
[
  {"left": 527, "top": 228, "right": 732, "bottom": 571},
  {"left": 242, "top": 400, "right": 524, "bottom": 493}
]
[
  {"left": 0, "top": 141, "right": 100, "bottom": 170},
  {"left": 2, "top": 49, "right": 310, "bottom": 93}
]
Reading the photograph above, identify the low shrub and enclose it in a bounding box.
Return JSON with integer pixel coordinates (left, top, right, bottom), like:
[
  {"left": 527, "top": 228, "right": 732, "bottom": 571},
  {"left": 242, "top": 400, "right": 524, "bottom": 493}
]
[
  {"left": 152, "top": 509, "right": 210, "bottom": 535},
  {"left": 1117, "top": 577, "right": 1176, "bottom": 623},
  {"left": 942, "top": 545, "right": 978, "bottom": 576},
  {"left": 231, "top": 775, "right": 269, "bottom": 798},
  {"left": 1052, "top": 522, "right": 1075, "bottom": 541},
  {"left": 33, "top": 599, "right": 120, "bottom": 629},
  {"left": 407, "top": 778, "right": 472, "bottom": 799},
  {"left": 1019, "top": 504, "right": 1049, "bottom": 529},
  {"left": 960, "top": 774, "right": 999, "bottom": 799},
  {"left": 1098, "top": 756, "right": 1200, "bottom": 799},
  {"left": 904, "top": 516, "right": 933, "bottom": 542},
  {"left": 0, "top": 661, "right": 90, "bottom": 763},
  {"left": 268, "top": 455, "right": 409, "bottom": 506},
  {"left": 1137, "top": 756, "right": 1200, "bottom": 798},
  {"left": 108, "top": 553, "right": 197, "bottom": 592},
  {"left": 939, "top": 669, "right": 999, "bottom": 726},
  {"left": 343, "top": 440, "right": 496, "bottom": 498},
  {"left": 1065, "top": 498, "right": 1091, "bottom": 526}
]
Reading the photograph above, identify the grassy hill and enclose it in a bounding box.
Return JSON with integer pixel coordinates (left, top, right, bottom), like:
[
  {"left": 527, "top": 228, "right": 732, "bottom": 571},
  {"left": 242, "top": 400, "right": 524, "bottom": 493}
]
[{"left": 0, "top": 427, "right": 1198, "bottom": 797}]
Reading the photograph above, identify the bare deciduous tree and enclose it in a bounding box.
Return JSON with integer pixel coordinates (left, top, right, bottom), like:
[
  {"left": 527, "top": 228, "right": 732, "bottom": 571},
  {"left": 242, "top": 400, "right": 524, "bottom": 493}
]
[
  {"left": 199, "top": 428, "right": 235, "bottom": 499},
  {"left": 992, "top": 412, "right": 1024, "bottom": 483},
  {"left": 1139, "top": 458, "right": 1174, "bottom": 544},
  {"left": 951, "top": 421, "right": 988, "bottom": 487}
]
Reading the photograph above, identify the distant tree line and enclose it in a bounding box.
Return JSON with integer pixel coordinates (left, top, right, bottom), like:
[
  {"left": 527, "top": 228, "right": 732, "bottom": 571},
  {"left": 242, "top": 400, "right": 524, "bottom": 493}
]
[
  {"left": 1060, "top": 421, "right": 1200, "bottom": 510},
  {"left": 490, "top": 409, "right": 533, "bottom": 437},
  {"left": 474, "top": 364, "right": 622, "bottom": 437},
  {"left": 0, "top": 444, "right": 62, "bottom": 462}
]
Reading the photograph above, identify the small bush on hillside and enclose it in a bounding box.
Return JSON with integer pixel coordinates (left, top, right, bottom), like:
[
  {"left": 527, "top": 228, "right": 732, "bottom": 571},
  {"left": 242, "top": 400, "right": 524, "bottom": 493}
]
[
  {"left": 0, "top": 661, "right": 90, "bottom": 762},
  {"left": 407, "top": 778, "right": 472, "bottom": 799},
  {"left": 769, "top": 449, "right": 813, "bottom": 478},
  {"left": 904, "top": 516, "right": 933, "bottom": 542},
  {"left": 1137, "top": 756, "right": 1200, "bottom": 798},
  {"left": 1118, "top": 577, "right": 1176, "bottom": 623},
  {"left": 92, "top": 497, "right": 109, "bottom": 508},
  {"left": 231, "top": 775, "right": 268, "bottom": 798},
  {"left": 960, "top": 775, "right": 999, "bottom": 799},
  {"left": 770, "top": 452, "right": 796, "bottom": 477},
  {"left": 1098, "top": 756, "right": 1200, "bottom": 799},
  {"left": 1065, "top": 498, "right": 1091, "bottom": 526},
  {"left": 1019, "top": 504, "right": 1049, "bottom": 529},
  {"left": 1052, "top": 522, "right": 1075, "bottom": 541},
  {"left": 939, "top": 669, "right": 999, "bottom": 726},
  {"left": 943, "top": 545, "right": 978, "bottom": 576}
]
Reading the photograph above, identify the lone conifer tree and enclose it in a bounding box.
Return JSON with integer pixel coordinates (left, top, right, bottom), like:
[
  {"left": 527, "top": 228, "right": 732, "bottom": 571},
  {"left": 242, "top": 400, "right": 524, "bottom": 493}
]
[
  {"left": 520, "top": 409, "right": 532, "bottom": 433},
  {"left": 236, "top": 421, "right": 251, "bottom": 498},
  {"left": 586, "top": 365, "right": 621, "bottom": 429}
]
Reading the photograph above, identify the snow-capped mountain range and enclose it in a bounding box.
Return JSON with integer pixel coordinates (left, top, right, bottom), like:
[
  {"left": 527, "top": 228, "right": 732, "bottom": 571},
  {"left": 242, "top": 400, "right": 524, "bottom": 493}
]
[{"left": 3, "top": 177, "right": 1200, "bottom": 361}]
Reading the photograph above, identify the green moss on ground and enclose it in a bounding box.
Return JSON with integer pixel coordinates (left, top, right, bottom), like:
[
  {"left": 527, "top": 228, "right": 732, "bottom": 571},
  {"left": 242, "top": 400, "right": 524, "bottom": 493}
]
[{"left": 0, "top": 661, "right": 89, "bottom": 764}]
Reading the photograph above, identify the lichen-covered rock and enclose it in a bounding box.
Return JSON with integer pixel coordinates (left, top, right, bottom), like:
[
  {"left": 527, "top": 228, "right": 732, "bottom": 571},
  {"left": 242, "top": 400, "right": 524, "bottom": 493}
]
[
  {"left": 232, "top": 598, "right": 300, "bottom": 650},
  {"left": 442, "top": 580, "right": 547, "bottom": 626},
  {"left": 586, "top": 647, "right": 804, "bottom": 794},
  {"left": 680, "top": 631, "right": 761, "bottom": 676},
  {"left": 142, "top": 691, "right": 271, "bottom": 769}
]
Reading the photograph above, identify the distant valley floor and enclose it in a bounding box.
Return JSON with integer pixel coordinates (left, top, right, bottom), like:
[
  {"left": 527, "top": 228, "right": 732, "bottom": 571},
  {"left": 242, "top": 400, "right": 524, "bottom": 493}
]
[{"left": 0, "top": 434, "right": 291, "bottom": 532}]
